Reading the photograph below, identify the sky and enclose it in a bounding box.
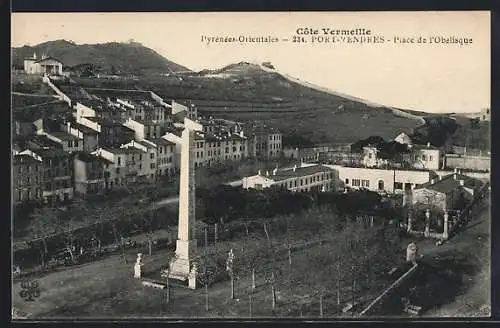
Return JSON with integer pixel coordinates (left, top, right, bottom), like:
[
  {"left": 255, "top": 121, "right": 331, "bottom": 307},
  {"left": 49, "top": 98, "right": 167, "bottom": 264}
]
[{"left": 12, "top": 12, "right": 490, "bottom": 113}]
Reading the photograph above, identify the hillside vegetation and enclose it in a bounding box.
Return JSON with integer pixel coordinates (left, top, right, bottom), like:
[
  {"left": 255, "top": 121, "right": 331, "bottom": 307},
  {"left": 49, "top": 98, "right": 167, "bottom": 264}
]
[
  {"left": 69, "top": 61, "right": 424, "bottom": 145},
  {"left": 12, "top": 40, "right": 190, "bottom": 74}
]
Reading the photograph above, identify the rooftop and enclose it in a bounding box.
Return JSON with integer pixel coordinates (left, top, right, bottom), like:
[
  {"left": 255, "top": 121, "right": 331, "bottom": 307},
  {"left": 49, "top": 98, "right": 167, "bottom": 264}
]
[
  {"left": 258, "top": 164, "right": 334, "bottom": 182},
  {"left": 74, "top": 151, "right": 112, "bottom": 164},
  {"left": 411, "top": 143, "right": 441, "bottom": 151},
  {"left": 80, "top": 99, "right": 124, "bottom": 113},
  {"left": 13, "top": 154, "right": 41, "bottom": 165},
  {"left": 147, "top": 138, "right": 176, "bottom": 147},
  {"left": 47, "top": 131, "right": 80, "bottom": 141},
  {"left": 71, "top": 122, "right": 99, "bottom": 135},
  {"left": 34, "top": 56, "right": 63, "bottom": 64},
  {"left": 130, "top": 118, "right": 159, "bottom": 126},
  {"left": 419, "top": 172, "right": 484, "bottom": 194},
  {"left": 32, "top": 147, "right": 70, "bottom": 158},
  {"left": 85, "top": 116, "right": 126, "bottom": 127},
  {"left": 119, "top": 146, "right": 147, "bottom": 154}
]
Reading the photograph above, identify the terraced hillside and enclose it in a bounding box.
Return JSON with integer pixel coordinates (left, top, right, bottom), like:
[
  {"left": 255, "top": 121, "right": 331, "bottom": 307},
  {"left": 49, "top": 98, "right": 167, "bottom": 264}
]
[{"left": 70, "top": 62, "right": 424, "bottom": 145}]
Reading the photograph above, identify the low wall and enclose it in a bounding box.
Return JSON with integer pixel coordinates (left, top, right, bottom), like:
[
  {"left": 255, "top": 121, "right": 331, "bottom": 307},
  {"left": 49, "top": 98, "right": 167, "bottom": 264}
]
[
  {"left": 359, "top": 263, "right": 419, "bottom": 316},
  {"left": 435, "top": 170, "right": 489, "bottom": 182},
  {"left": 43, "top": 76, "right": 72, "bottom": 105},
  {"left": 444, "top": 154, "right": 490, "bottom": 172}
]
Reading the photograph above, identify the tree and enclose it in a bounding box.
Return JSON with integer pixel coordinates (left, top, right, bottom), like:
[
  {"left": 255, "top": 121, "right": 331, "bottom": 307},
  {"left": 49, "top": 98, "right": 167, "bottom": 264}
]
[{"left": 30, "top": 206, "right": 58, "bottom": 268}]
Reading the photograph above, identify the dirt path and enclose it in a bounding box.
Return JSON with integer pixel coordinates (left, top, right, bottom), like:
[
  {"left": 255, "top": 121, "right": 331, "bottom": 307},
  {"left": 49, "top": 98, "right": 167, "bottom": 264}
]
[{"left": 419, "top": 201, "right": 490, "bottom": 317}]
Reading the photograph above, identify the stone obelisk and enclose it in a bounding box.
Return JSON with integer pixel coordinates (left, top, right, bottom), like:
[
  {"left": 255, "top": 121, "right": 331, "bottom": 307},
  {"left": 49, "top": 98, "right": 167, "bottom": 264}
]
[{"left": 168, "top": 118, "right": 202, "bottom": 283}]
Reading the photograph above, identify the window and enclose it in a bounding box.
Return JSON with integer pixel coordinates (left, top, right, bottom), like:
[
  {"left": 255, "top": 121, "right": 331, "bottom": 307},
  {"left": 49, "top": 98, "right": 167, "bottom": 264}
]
[
  {"left": 394, "top": 182, "right": 403, "bottom": 190},
  {"left": 300, "top": 179, "right": 303, "bottom": 186},
  {"left": 422, "top": 154, "right": 427, "bottom": 161},
  {"left": 345, "top": 178, "right": 350, "bottom": 184},
  {"left": 116, "top": 167, "right": 120, "bottom": 174},
  {"left": 378, "top": 180, "right": 384, "bottom": 190},
  {"left": 352, "top": 179, "right": 361, "bottom": 187},
  {"left": 361, "top": 180, "right": 370, "bottom": 188},
  {"left": 225, "top": 147, "right": 229, "bottom": 154},
  {"left": 118, "top": 157, "right": 121, "bottom": 165},
  {"left": 255, "top": 183, "right": 263, "bottom": 190},
  {"left": 429, "top": 155, "right": 433, "bottom": 161},
  {"left": 150, "top": 153, "right": 155, "bottom": 159},
  {"left": 150, "top": 163, "right": 155, "bottom": 169},
  {"left": 75, "top": 140, "right": 79, "bottom": 147},
  {"left": 294, "top": 180, "right": 297, "bottom": 187},
  {"left": 139, "top": 154, "right": 143, "bottom": 161}
]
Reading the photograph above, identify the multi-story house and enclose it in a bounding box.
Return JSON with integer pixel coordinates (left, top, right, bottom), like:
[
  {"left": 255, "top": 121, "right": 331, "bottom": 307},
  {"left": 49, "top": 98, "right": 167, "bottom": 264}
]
[
  {"left": 123, "top": 118, "right": 164, "bottom": 140},
  {"left": 407, "top": 143, "right": 442, "bottom": 170},
  {"left": 80, "top": 116, "right": 135, "bottom": 148},
  {"left": 42, "top": 131, "right": 84, "bottom": 153},
  {"left": 116, "top": 98, "right": 169, "bottom": 124},
  {"left": 245, "top": 126, "right": 282, "bottom": 159},
  {"left": 242, "top": 164, "right": 336, "bottom": 192},
  {"left": 163, "top": 130, "right": 183, "bottom": 171},
  {"left": 92, "top": 148, "right": 129, "bottom": 189},
  {"left": 171, "top": 100, "right": 197, "bottom": 120},
  {"left": 20, "top": 147, "right": 74, "bottom": 203},
  {"left": 193, "top": 134, "right": 206, "bottom": 168},
  {"left": 73, "top": 151, "right": 108, "bottom": 195},
  {"left": 147, "top": 138, "right": 176, "bottom": 177},
  {"left": 64, "top": 121, "right": 99, "bottom": 152},
  {"left": 121, "top": 147, "right": 148, "bottom": 183},
  {"left": 12, "top": 154, "right": 44, "bottom": 204},
  {"left": 120, "top": 139, "right": 157, "bottom": 180}
]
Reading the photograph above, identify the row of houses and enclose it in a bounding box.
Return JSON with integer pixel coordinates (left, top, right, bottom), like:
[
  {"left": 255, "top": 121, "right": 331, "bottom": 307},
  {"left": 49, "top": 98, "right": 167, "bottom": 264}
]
[{"left": 12, "top": 77, "right": 284, "bottom": 205}]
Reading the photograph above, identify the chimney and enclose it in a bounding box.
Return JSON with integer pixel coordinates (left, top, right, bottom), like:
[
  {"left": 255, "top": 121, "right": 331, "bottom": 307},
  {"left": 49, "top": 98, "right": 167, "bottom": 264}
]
[
  {"left": 258, "top": 169, "right": 261, "bottom": 175},
  {"left": 427, "top": 142, "right": 430, "bottom": 148},
  {"left": 454, "top": 173, "right": 458, "bottom": 180},
  {"left": 438, "top": 175, "right": 442, "bottom": 180},
  {"left": 240, "top": 131, "right": 244, "bottom": 138},
  {"left": 293, "top": 165, "right": 297, "bottom": 172},
  {"left": 273, "top": 168, "right": 278, "bottom": 175},
  {"left": 454, "top": 167, "right": 458, "bottom": 174},
  {"left": 266, "top": 170, "right": 269, "bottom": 177},
  {"left": 459, "top": 179, "right": 465, "bottom": 186},
  {"left": 67, "top": 121, "right": 71, "bottom": 133},
  {"left": 430, "top": 178, "right": 435, "bottom": 184}
]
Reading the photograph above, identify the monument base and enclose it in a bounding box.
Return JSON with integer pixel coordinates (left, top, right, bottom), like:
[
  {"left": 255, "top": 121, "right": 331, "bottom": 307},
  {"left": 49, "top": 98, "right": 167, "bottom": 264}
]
[{"left": 168, "top": 239, "right": 197, "bottom": 281}]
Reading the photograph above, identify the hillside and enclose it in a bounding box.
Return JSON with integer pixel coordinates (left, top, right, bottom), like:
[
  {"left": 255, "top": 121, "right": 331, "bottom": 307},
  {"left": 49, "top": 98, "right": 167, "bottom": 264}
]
[
  {"left": 11, "top": 40, "right": 191, "bottom": 74},
  {"left": 69, "top": 61, "right": 425, "bottom": 144}
]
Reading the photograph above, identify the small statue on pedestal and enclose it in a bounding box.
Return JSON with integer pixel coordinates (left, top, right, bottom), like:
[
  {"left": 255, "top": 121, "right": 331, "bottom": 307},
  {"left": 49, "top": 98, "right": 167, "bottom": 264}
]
[
  {"left": 134, "top": 253, "right": 144, "bottom": 279},
  {"left": 406, "top": 242, "right": 418, "bottom": 264},
  {"left": 188, "top": 262, "right": 198, "bottom": 290}
]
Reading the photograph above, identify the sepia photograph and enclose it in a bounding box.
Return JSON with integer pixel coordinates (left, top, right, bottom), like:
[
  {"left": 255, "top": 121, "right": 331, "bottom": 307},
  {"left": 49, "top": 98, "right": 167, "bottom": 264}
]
[{"left": 11, "top": 11, "right": 491, "bottom": 320}]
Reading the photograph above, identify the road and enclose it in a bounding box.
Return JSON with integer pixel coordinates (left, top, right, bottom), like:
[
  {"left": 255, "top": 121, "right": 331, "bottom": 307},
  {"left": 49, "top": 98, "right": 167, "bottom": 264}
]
[{"left": 414, "top": 197, "right": 491, "bottom": 317}]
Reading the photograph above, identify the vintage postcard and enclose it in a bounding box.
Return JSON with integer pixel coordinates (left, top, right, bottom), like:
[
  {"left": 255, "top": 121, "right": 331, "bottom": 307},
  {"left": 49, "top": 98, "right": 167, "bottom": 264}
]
[{"left": 11, "top": 11, "right": 490, "bottom": 320}]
